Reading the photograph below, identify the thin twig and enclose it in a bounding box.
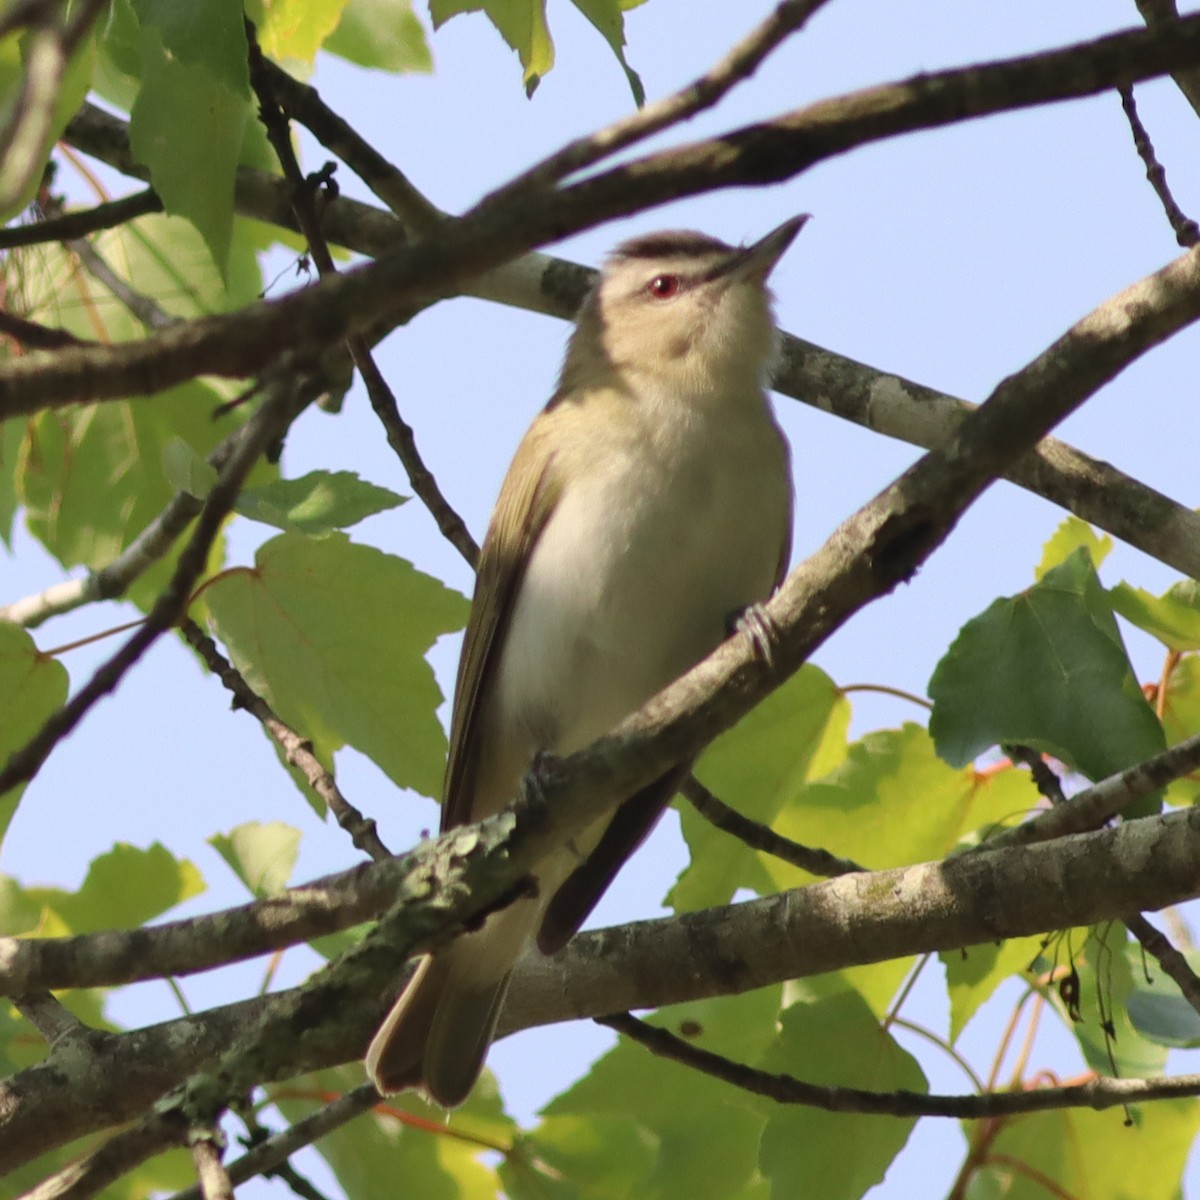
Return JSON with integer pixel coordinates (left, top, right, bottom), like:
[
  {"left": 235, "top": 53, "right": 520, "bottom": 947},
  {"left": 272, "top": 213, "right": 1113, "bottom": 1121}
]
[
  {"left": 0, "top": 188, "right": 162, "bottom": 249},
  {"left": 0, "top": 307, "right": 86, "bottom": 349},
  {"left": 681, "top": 776, "right": 864, "bottom": 877},
  {"left": 262, "top": 61, "right": 441, "bottom": 232},
  {"left": 166, "top": 1094, "right": 373, "bottom": 1200},
  {"left": 247, "top": 28, "right": 479, "bottom": 567},
  {"left": 179, "top": 618, "right": 392, "bottom": 861},
  {"left": 501, "top": 0, "right": 835, "bottom": 193},
  {"left": 1119, "top": 84, "right": 1200, "bottom": 247},
  {"left": 597, "top": 1012, "right": 1200, "bottom": 1117},
  {"left": 0, "top": 363, "right": 319, "bottom": 798},
  {"left": 1003, "top": 744, "right": 1067, "bottom": 807},
  {"left": 1124, "top": 912, "right": 1200, "bottom": 1016},
  {"left": 987, "top": 726, "right": 1200, "bottom": 850},
  {"left": 18, "top": 1112, "right": 187, "bottom": 1200},
  {"left": 69, "top": 233, "right": 177, "bottom": 330}
]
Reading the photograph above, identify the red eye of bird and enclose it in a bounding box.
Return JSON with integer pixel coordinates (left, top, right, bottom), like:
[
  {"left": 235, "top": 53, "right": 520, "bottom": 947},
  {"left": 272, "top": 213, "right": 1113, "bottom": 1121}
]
[{"left": 647, "top": 274, "right": 680, "bottom": 299}]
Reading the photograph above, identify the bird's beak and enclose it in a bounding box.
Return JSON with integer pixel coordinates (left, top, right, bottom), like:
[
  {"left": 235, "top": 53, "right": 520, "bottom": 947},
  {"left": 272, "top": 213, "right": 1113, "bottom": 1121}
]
[{"left": 728, "top": 214, "right": 811, "bottom": 283}]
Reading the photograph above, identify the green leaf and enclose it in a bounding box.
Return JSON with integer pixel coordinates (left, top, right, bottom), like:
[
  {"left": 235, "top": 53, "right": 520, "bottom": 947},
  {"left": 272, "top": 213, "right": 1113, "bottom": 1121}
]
[
  {"left": 941, "top": 935, "right": 1044, "bottom": 1044},
  {"left": 759, "top": 990, "right": 926, "bottom": 1200},
  {"left": 0, "top": 623, "right": 69, "bottom": 847},
  {"left": 204, "top": 532, "right": 468, "bottom": 804},
  {"left": 765, "top": 726, "right": 1040, "bottom": 1015},
  {"left": 45, "top": 843, "right": 204, "bottom": 934},
  {"left": 1035, "top": 514, "right": 1112, "bottom": 580},
  {"left": 1043, "top": 928, "right": 1167, "bottom": 1079},
  {"left": 130, "top": 27, "right": 249, "bottom": 274},
  {"left": 12, "top": 216, "right": 265, "bottom": 604},
  {"left": 431, "top": 0, "right": 553, "bottom": 97},
  {"left": 325, "top": 0, "right": 432, "bottom": 71},
  {"left": 0, "top": 28, "right": 94, "bottom": 221},
  {"left": 503, "top": 1116, "right": 657, "bottom": 1200},
  {"left": 1120, "top": 939, "right": 1200, "bottom": 1052},
  {"left": 568, "top": 0, "right": 643, "bottom": 104},
  {"left": 1161, "top": 656, "right": 1200, "bottom": 806},
  {"left": 235, "top": 470, "right": 406, "bottom": 535},
  {"left": 544, "top": 990, "right": 782, "bottom": 1200},
  {"left": 162, "top": 437, "right": 218, "bottom": 499},
  {"left": 973, "top": 1099, "right": 1199, "bottom": 1200},
  {"left": 1111, "top": 579, "right": 1200, "bottom": 653},
  {"left": 132, "top": 0, "right": 249, "bottom": 95},
  {"left": 209, "top": 821, "right": 301, "bottom": 896},
  {"left": 929, "top": 549, "right": 1166, "bottom": 792},
  {"left": 273, "top": 1063, "right": 514, "bottom": 1199},
  {"left": 669, "top": 665, "right": 848, "bottom": 913},
  {"left": 249, "top": 0, "right": 350, "bottom": 63},
  {"left": 0, "top": 417, "right": 22, "bottom": 546},
  {"left": 19, "top": 382, "right": 236, "bottom": 582}
]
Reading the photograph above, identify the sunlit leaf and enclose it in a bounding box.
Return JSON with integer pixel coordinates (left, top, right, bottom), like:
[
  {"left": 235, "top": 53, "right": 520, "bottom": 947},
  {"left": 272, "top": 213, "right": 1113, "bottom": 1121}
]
[
  {"left": 759, "top": 990, "right": 926, "bottom": 1200},
  {"left": 942, "top": 935, "right": 1044, "bottom": 1044},
  {"left": 972, "top": 1098, "right": 1199, "bottom": 1200},
  {"left": 1035, "top": 514, "right": 1112, "bottom": 580},
  {"left": 1111, "top": 579, "right": 1200, "bottom": 653},
  {"left": 326, "top": 0, "right": 432, "bottom": 71},
  {"left": 670, "top": 665, "right": 848, "bottom": 913},
  {"left": 210, "top": 821, "right": 301, "bottom": 896},
  {"left": 272, "top": 1063, "right": 514, "bottom": 1199},
  {"left": 235, "top": 470, "right": 406, "bottom": 535},
  {"left": 248, "top": 0, "right": 350, "bottom": 63},
  {"left": 431, "top": 0, "right": 554, "bottom": 97},
  {"left": 40, "top": 842, "right": 204, "bottom": 933},
  {"left": 0, "top": 623, "right": 68, "bottom": 846},
  {"left": 204, "top": 532, "right": 468, "bottom": 804},
  {"left": 544, "top": 990, "right": 782, "bottom": 1199}
]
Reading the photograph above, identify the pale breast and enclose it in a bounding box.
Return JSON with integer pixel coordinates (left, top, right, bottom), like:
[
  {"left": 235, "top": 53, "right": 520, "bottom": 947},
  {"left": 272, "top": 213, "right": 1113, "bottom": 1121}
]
[{"left": 494, "top": 394, "right": 790, "bottom": 757}]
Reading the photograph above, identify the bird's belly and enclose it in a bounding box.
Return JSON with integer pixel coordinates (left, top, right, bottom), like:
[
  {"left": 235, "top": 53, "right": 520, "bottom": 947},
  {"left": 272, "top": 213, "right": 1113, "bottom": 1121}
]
[{"left": 494, "top": 433, "right": 788, "bottom": 756}]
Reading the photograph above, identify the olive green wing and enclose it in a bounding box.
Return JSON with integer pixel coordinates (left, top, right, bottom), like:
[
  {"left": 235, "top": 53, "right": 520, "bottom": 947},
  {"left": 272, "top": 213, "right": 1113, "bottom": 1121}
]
[{"left": 441, "top": 420, "right": 563, "bottom": 831}]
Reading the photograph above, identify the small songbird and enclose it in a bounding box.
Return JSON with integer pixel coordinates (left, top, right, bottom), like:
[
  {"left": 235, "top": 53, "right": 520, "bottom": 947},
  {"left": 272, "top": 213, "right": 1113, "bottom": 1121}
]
[{"left": 366, "top": 216, "right": 806, "bottom": 1106}]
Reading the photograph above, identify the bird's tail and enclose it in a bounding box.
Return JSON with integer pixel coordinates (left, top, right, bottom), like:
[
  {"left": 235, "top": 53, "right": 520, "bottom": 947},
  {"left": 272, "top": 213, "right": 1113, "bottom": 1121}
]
[{"left": 366, "top": 905, "right": 531, "bottom": 1107}]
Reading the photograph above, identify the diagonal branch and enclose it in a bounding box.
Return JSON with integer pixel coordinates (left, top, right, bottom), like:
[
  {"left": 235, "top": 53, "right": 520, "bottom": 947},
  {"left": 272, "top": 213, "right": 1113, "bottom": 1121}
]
[
  {"left": 50, "top": 100, "right": 1200, "bottom": 581},
  {"left": 7, "top": 800, "right": 1200, "bottom": 1173},
  {"left": 13, "top": 16, "right": 1200, "bottom": 417},
  {"left": 0, "top": 364, "right": 321, "bottom": 798}
]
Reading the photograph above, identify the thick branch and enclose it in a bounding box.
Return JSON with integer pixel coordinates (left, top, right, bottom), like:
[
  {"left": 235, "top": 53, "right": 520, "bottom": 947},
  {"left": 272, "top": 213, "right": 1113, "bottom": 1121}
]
[
  {"left": 6, "top": 804, "right": 1200, "bottom": 1170},
  {"left": 12, "top": 18, "right": 1200, "bottom": 417},
  {"left": 48, "top": 104, "right": 1200, "bottom": 583}
]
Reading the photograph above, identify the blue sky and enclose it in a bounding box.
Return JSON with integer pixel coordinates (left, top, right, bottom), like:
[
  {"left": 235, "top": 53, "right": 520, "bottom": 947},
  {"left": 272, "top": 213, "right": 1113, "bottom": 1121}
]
[{"left": 7, "top": 1, "right": 1200, "bottom": 1195}]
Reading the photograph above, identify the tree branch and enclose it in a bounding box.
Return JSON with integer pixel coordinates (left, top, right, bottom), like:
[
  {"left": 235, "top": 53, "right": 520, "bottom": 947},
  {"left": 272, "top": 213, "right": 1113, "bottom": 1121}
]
[
  {"left": 52, "top": 101, "right": 1200, "bottom": 582},
  {"left": 681, "top": 775, "right": 864, "bottom": 876},
  {"left": 8, "top": 802, "right": 1200, "bottom": 1171},
  {"left": 6, "top": 238, "right": 1200, "bottom": 1169},
  {"left": 0, "top": 187, "right": 162, "bottom": 248},
  {"left": 0, "top": 364, "right": 321, "bottom": 797},
  {"left": 166, "top": 1087, "right": 378, "bottom": 1200},
  {"left": 178, "top": 619, "right": 391, "bottom": 861},
  {"left": 13, "top": 17, "right": 1200, "bottom": 417},
  {"left": 599, "top": 1012, "right": 1200, "bottom": 1117}
]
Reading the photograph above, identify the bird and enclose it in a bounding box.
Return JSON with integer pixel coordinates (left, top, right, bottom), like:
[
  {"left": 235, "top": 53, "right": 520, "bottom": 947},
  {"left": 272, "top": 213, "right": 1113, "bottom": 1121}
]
[{"left": 365, "top": 215, "right": 806, "bottom": 1107}]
